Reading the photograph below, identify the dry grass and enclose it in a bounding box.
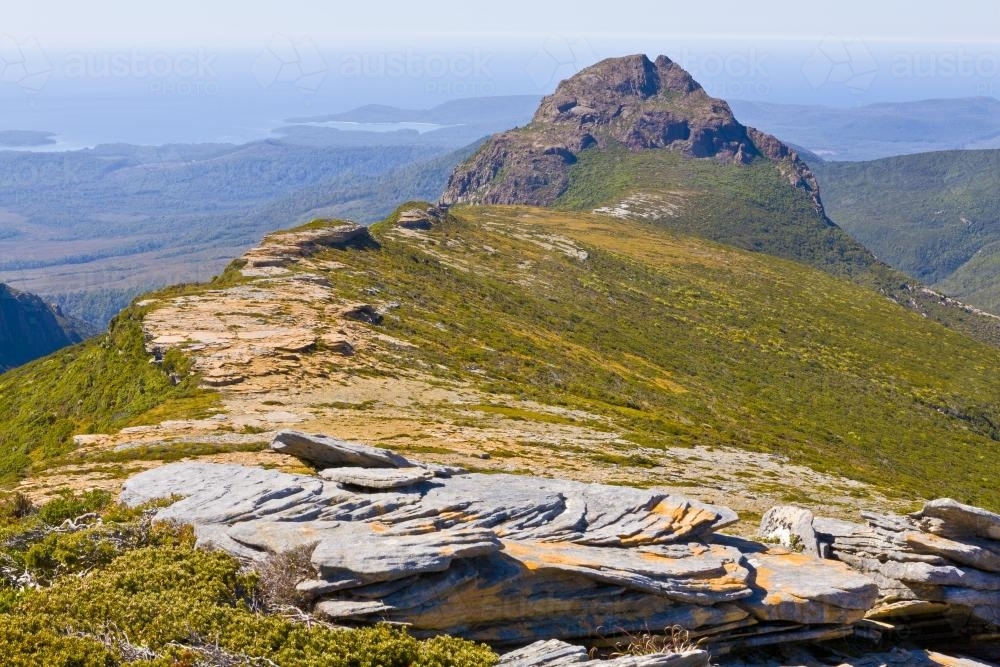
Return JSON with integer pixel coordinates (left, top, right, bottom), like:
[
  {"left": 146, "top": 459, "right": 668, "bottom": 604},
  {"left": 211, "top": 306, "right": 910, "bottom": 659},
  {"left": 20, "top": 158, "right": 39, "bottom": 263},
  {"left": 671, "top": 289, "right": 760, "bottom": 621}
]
[
  {"left": 591, "top": 625, "right": 706, "bottom": 658},
  {"left": 253, "top": 545, "right": 317, "bottom": 612}
]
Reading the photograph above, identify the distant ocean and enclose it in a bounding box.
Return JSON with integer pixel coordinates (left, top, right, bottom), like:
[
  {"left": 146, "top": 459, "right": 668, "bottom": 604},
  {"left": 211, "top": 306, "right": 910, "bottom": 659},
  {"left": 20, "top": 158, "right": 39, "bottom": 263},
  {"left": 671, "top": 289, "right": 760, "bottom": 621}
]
[{"left": 1, "top": 41, "right": 996, "bottom": 150}]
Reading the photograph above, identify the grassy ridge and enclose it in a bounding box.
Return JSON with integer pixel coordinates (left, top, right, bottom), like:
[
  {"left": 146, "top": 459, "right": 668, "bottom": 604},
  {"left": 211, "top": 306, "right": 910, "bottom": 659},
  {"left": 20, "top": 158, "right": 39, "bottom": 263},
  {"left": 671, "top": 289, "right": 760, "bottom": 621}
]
[
  {"left": 330, "top": 205, "right": 998, "bottom": 508},
  {"left": 555, "top": 146, "right": 879, "bottom": 279},
  {"left": 1, "top": 201, "right": 999, "bottom": 509},
  {"left": 554, "top": 146, "right": 1000, "bottom": 346}
]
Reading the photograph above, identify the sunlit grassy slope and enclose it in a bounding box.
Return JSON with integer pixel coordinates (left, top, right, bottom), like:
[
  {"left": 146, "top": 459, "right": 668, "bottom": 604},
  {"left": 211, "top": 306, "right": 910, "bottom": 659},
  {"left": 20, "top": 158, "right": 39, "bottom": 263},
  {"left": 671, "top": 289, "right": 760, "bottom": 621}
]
[
  {"left": 365, "top": 206, "right": 998, "bottom": 508},
  {"left": 555, "top": 147, "right": 872, "bottom": 274},
  {"left": 554, "top": 147, "right": 1000, "bottom": 347},
  {"left": 2, "top": 203, "right": 998, "bottom": 510}
]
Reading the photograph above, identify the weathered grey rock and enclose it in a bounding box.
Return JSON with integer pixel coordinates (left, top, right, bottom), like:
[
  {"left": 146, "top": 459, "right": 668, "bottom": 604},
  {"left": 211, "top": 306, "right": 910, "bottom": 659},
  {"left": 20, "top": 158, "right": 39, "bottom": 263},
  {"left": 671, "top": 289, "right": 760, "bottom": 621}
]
[
  {"left": 119, "top": 444, "right": 880, "bottom": 650},
  {"left": 414, "top": 473, "right": 737, "bottom": 545},
  {"left": 271, "top": 430, "right": 414, "bottom": 468},
  {"left": 740, "top": 550, "right": 879, "bottom": 625},
  {"left": 903, "top": 531, "right": 1000, "bottom": 573},
  {"left": 915, "top": 498, "right": 1000, "bottom": 540},
  {"left": 500, "top": 539, "right": 751, "bottom": 604},
  {"left": 120, "top": 462, "right": 328, "bottom": 524},
  {"left": 785, "top": 500, "right": 1000, "bottom": 631},
  {"left": 497, "top": 640, "right": 710, "bottom": 667},
  {"left": 319, "top": 466, "right": 435, "bottom": 489},
  {"left": 310, "top": 524, "right": 501, "bottom": 584},
  {"left": 314, "top": 599, "right": 392, "bottom": 620},
  {"left": 227, "top": 519, "right": 344, "bottom": 554},
  {"left": 396, "top": 206, "right": 446, "bottom": 231},
  {"left": 758, "top": 506, "right": 820, "bottom": 556},
  {"left": 498, "top": 639, "right": 589, "bottom": 666},
  {"left": 243, "top": 223, "right": 372, "bottom": 269},
  {"left": 294, "top": 577, "right": 360, "bottom": 600}
]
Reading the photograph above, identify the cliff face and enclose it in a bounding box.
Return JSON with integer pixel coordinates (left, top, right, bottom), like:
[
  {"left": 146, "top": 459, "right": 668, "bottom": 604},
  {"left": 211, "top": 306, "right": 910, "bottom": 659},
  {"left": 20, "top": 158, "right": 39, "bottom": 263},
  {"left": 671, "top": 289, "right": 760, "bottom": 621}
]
[
  {"left": 0, "top": 283, "right": 94, "bottom": 372},
  {"left": 441, "top": 54, "right": 823, "bottom": 212}
]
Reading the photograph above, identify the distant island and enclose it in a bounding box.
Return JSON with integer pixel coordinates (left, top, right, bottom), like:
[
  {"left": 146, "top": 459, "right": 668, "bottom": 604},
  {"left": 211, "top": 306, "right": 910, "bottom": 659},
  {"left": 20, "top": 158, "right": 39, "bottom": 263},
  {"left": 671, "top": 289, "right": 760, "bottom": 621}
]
[{"left": 0, "top": 130, "right": 58, "bottom": 148}]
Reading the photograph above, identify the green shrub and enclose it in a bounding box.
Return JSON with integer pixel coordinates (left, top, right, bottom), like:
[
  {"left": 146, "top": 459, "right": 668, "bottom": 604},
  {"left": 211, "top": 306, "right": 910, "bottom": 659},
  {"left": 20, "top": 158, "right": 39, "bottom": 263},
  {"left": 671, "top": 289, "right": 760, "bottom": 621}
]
[
  {"left": 0, "top": 496, "right": 497, "bottom": 666},
  {"left": 0, "top": 304, "right": 220, "bottom": 484},
  {"left": 0, "top": 620, "right": 115, "bottom": 667},
  {"left": 37, "top": 490, "right": 112, "bottom": 526}
]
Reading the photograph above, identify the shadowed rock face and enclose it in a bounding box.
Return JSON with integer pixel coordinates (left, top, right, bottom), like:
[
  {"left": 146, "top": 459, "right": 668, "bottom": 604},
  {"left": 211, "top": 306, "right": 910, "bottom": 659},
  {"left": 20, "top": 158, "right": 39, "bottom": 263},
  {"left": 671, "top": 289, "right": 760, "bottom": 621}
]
[
  {"left": 121, "top": 431, "right": 879, "bottom": 650},
  {"left": 441, "top": 54, "right": 822, "bottom": 211},
  {"left": 0, "top": 283, "right": 94, "bottom": 372}
]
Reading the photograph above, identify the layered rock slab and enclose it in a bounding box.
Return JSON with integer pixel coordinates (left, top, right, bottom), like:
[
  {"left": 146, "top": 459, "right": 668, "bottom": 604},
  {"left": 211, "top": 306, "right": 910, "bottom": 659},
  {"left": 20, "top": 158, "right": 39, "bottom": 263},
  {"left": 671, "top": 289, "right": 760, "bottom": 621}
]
[
  {"left": 762, "top": 501, "right": 1000, "bottom": 630},
  {"left": 121, "top": 433, "right": 878, "bottom": 647}
]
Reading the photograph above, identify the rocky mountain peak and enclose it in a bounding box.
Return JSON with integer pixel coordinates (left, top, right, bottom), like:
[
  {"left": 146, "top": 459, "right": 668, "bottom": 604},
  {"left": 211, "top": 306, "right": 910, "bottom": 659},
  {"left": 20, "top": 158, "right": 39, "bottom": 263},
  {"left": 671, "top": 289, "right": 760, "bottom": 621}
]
[
  {"left": 534, "top": 54, "right": 700, "bottom": 120},
  {"left": 441, "top": 54, "right": 822, "bottom": 211}
]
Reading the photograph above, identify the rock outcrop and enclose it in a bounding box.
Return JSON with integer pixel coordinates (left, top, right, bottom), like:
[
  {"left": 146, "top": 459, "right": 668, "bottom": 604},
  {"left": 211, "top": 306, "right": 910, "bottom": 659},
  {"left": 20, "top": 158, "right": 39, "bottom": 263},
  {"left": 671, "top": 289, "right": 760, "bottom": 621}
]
[
  {"left": 0, "top": 283, "right": 95, "bottom": 372},
  {"left": 441, "top": 54, "right": 822, "bottom": 213},
  {"left": 242, "top": 221, "right": 374, "bottom": 272},
  {"left": 396, "top": 204, "right": 449, "bottom": 230},
  {"left": 761, "top": 501, "right": 1000, "bottom": 634},
  {"left": 122, "top": 431, "right": 880, "bottom": 652}
]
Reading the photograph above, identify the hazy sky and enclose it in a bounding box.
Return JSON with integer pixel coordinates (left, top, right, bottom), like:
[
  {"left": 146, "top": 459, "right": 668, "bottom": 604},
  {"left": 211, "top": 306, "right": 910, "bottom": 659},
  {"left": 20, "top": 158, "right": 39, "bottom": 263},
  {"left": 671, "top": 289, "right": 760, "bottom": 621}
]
[
  {"left": 10, "top": 0, "right": 1000, "bottom": 47},
  {"left": 1, "top": 0, "right": 997, "bottom": 143}
]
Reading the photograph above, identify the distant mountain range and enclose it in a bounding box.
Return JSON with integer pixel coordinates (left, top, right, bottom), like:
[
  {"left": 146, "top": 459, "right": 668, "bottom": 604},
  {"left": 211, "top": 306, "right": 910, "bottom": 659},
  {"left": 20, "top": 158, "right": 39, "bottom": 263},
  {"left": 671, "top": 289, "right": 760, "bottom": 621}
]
[
  {"left": 0, "top": 140, "right": 452, "bottom": 326},
  {"left": 287, "top": 95, "right": 540, "bottom": 127},
  {"left": 730, "top": 97, "right": 1000, "bottom": 161},
  {"left": 6, "top": 94, "right": 1000, "bottom": 330},
  {"left": 813, "top": 149, "right": 1000, "bottom": 313},
  {"left": 0, "top": 283, "right": 94, "bottom": 372}
]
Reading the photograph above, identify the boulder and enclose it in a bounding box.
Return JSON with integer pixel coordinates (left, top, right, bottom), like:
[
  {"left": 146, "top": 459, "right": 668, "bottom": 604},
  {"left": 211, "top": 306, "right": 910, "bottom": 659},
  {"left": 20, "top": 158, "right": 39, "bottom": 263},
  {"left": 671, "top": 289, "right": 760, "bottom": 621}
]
[
  {"left": 757, "top": 506, "right": 820, "bottom": 556},
  {"left": 319, "top": 466, "right": 435, "bottom": 489},
  {"left": 397, "top": 206, "right": 447, "bottom": 230},
  {"left": 339, "top": 303, "right": 383, "bottom": 324},
  {"left": 915, "top": 498, "right": 1000, "bottom": 541},
  {"left": 243, "top": 223, "right": 373, "bottom": 270},
  {"left": 739, "top": 551, "right": 879, "bottom": 625},
  {"left": 271, "top": 430, "right": 415, "bottom": 469}
]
